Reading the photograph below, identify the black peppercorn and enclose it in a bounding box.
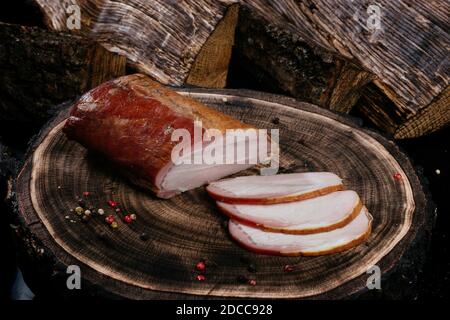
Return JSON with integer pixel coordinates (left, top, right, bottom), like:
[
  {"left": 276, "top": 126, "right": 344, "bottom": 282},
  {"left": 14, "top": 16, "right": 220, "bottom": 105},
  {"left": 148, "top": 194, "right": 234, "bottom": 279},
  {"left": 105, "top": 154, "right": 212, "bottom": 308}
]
[
  {"left": 247, "top": 264, "right": 257, "bottom": 273},
  {"left": 139, "top": 232, "right": 149, "bottom": 241},
  {"left": 237, "top": 275, "right": 249, "bottom": 284}
]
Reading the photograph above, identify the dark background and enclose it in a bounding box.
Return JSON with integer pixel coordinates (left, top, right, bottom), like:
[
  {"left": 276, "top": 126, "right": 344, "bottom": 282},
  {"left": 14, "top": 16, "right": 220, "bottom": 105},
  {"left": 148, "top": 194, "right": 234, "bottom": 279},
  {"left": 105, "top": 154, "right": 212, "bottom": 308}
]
[{"left": 0, "top": 0, "right": 448, "bottom": 300}]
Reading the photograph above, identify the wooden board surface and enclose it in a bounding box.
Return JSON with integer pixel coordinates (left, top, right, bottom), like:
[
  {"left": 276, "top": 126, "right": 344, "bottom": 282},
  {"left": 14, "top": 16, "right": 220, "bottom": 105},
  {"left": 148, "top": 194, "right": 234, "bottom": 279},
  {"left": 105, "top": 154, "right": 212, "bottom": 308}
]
[{"left": 15, "top": 89, "right": 427, "bottom": 299}]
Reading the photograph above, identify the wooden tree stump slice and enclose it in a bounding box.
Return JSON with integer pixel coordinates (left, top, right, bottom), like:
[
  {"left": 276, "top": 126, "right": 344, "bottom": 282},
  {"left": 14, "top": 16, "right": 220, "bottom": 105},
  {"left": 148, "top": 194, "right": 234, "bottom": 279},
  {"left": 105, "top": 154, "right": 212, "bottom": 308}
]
[{"left": 15, "top": 89, "right": 428, "bottom": 299}]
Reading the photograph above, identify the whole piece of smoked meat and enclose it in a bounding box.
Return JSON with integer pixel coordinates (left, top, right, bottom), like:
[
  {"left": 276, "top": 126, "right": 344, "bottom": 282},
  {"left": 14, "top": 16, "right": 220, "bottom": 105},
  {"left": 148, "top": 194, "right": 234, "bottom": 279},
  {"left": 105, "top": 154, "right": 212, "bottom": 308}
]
[{"left": 63, "top": 74, "right": 260, "bottom": 198}]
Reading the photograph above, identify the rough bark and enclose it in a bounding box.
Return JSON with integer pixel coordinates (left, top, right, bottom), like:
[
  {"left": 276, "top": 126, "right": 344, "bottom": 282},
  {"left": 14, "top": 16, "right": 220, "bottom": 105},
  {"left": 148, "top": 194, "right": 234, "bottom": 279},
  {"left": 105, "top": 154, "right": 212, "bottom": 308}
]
[
  {"left": 232, "top": 7, "right": 374, "bottom": 113},
  {"left": 0, "top": 22, "right": 126, "bottom": 127}
]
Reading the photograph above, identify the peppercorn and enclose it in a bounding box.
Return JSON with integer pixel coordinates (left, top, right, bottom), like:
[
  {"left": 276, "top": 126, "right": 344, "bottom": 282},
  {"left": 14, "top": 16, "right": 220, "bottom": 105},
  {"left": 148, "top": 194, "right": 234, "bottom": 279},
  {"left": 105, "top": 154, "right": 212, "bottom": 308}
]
[
  {"left": 196, "top": 274, "right": 206, "bottom": 281},
  {"left": 97, "top": 231, "right": 107, "bottom": 240},
  {"left": 139, "top": 232, "right": 149, "bottom": 241},
  {"left": 247, "top": 264, "right": 257, "bottom": 273},
  {"left": 196, "top": 261, "right": 206, "bottom": 272},
  {"left": 108, "top": 200, "right": 118, "bottom": 208},
  {"left": 394, "top": 172, "right": 402, "bottom": 180},
  {"left": 123, "top": 215, "right": 133, "bottom": 224},
  {"left": 105, "top": 215, "right": 115, "bottom": 225}
]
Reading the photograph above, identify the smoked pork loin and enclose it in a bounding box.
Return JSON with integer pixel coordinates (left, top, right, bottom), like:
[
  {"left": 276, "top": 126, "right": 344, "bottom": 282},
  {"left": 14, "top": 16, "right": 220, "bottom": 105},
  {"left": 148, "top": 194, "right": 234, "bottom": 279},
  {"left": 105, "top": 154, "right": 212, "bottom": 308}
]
[
  {"left": 208, "top": 173, "right": 372, "bottom": 256},
  {"left": 63, "top": 74, "right": 262, "bottom": 198}
]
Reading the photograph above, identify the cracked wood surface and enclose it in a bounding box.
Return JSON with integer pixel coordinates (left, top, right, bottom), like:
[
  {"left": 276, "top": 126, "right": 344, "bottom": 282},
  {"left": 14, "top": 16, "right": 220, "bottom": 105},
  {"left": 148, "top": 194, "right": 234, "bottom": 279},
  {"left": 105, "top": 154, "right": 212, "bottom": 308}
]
[{"left": 34, "top": 0, "right": 238, "bottom": 86}]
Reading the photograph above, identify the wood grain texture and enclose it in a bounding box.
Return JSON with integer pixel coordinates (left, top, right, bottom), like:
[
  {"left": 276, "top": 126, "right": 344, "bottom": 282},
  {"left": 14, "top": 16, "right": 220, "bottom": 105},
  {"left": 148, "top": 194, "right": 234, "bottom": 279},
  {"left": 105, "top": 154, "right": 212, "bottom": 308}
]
[
  {"left": 394, "top": 86, "right": 450, "bottom": 139},
  {"left": 34, "top": 0, "right": 238, "bottom": 86},
  {"left": 241, "top": 0, "right": 449, "bottom": 138},
  {"left": 245, "top": 0, "right": 449, "bottom": 114},
  {"left": 186, "top": 4, "right": 239, "bottom": 88},
  {"left": 15, "top": 89, "right": 428, "bottom": 299},
  {"left": 233, "top": 7, "right": 374, "bottom": 113},
  {"left": 0, "top": 22, "right": 125, "bottom": 124}
]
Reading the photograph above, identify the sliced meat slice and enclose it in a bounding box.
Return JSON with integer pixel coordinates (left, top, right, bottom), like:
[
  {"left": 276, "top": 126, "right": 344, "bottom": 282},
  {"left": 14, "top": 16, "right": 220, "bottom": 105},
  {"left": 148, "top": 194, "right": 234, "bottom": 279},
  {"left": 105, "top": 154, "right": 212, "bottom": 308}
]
[
  {"left": 217, "top": 190, "right": 362, "bottom": 234},
  {"left": 207, "top": 172, "right": 344, "bottom": 204},
  {"left": 228, "top": 207, "right": 372, "bottom": 256}
]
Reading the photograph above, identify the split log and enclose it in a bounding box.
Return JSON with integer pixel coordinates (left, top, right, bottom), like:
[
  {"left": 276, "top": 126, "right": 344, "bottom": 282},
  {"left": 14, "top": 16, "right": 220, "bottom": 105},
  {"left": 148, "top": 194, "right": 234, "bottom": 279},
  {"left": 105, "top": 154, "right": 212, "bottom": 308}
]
[
  {"left": 231, "top": 6, "right": 374, "bottom": 113},
  {"left": 33, "top": 0, "right": 239, "bottom": 88},
  {"left": 0, "top": 22, "right": 126, "bottom": 127},
  {"left": 238, "top": 0, "right": 449, "bottom": 138},
  {"left": 356, "top": 84, "right": 450, "bottom": 138},
  {"left": 13, "top": 89, "right": 432, "bottom": 299}
]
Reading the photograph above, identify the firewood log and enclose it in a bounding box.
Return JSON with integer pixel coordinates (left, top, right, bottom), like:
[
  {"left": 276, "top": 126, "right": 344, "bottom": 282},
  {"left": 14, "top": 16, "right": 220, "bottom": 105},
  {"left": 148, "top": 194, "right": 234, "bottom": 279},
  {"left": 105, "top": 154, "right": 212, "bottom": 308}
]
[
  {"left": 239, "top": 0, "right": 449, "bottom": 139},
  {"left": 33, "top": 0, "right": 239, "bottom": 88},
  {"left": 0, "top": 22, "right": 126, "bottom": 127}
]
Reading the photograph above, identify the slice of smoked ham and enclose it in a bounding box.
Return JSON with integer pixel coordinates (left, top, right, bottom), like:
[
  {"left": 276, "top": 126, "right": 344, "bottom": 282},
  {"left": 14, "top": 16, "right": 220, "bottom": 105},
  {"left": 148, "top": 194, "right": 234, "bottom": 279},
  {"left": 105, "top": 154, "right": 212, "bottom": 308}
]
[
  {"left": 207, "top": 172, "right": 344, "bottom": 204},
  {"left": 63, "top": 74, "right": 264, "bottom": 199},
  {"left": 217, "top": 190, "right": 362, "bottom": 234},
  {"left": 228, "top": 207, "right": 372, "bottom": 256}
]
